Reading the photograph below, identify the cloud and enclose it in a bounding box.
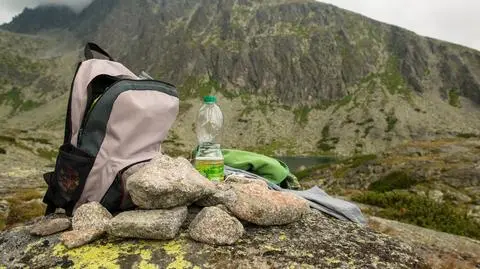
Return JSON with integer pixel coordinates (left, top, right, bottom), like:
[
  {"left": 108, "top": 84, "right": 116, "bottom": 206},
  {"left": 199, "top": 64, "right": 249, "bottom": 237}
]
[
  {"left": 0, "top": 0, "right": 479, "bottom": 51},
  {"left": 0, "top": 0, "right": 94, "bottom": 23},
  {"left": 321, "top": 0, "right": 480, "bottom": 51}
]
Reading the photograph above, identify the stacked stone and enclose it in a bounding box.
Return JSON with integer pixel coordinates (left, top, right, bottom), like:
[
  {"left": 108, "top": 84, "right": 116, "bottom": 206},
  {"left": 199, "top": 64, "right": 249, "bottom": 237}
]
[{"left": 30, "top": 154, "right": 309, "bottom": 249}]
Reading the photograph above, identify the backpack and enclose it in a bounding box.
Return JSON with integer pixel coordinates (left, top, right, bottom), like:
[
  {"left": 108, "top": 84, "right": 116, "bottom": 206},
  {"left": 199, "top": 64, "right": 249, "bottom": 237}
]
[{"left": 42, "top": 42, "right": 179, "bottom": 216}]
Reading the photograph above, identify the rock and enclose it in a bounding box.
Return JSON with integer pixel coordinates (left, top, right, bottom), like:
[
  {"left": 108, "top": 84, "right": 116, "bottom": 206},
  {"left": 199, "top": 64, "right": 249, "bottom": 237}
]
[
  {"left": 428, "top": 190, "right": 444, "bottom": 203},
  {"left": 443, "top": 168, "right": 480, "bottom": 188},
  {"left": 445, "top": 190, "right": 472, "bottom": 204},
  {"left": 0, "top": 210, "right": 427, "bottom": 268},
  {"left": 188, "top": 206, "right": 244, "bottom": 245},
  {"left": 225, "top": 181, "right": 309, "bottom": 226},
  {"left": 108, "top": 207, "right": 187, "bottom": 240},
  {"left": 195, "top": 183, "right": 237, "bottom": 207},
  {"left": 467, "top": 205, "right": 480, "bottom": 223},
  {"left": 72, "top": 201, "right": 112, "bottom": 232},
  {"left": 60, "top": 229, "right": 105, "bottom": 249},
  {"left": 30, "top": 218, "right": 71, "bottom": 236},
  {"left": 297, "top": 165, "right": 307, "bottom": 172},
  {"left": 224, "top": 174, "right": 269, "bottom": 188},
  {"left": 126, "top": 154, "right": 215, "bottom": 209},
  {"left": 404, "top": 147, "right": 425, "bottom": 157},
  {"left": 368, "top": 216, "right": 480, "bottom": 268}
]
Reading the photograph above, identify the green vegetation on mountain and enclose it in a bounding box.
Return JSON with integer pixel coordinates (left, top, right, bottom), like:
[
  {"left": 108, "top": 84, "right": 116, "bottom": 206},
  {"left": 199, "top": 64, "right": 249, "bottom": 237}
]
[
  {"left": 352, "top": 191, "right": 480, "bottom": 240},
  {"left": 0, "top": 0, "right": 479, "bottom": 155}
]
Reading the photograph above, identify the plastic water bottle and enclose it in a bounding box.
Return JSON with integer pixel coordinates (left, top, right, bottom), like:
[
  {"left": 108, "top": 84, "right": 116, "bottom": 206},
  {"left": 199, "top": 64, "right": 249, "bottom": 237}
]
[{"left": 194, "top": 96, "right": 224, "bottom": 182}]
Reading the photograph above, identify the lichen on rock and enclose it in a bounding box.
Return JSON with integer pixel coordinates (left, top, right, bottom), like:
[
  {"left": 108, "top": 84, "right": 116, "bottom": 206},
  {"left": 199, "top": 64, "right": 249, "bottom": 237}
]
[
  {"left": 30, "top": 217, "right": 71, "bottom": 236},
  {"left": 60, "top": 228, "right": 105, "bottom": 249},
  {"left": 0, "top": 210, "right": 427, "bottom": 268}
]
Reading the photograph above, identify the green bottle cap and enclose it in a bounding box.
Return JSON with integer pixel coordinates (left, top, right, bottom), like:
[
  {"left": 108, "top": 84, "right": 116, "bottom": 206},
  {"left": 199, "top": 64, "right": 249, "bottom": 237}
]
[{"left": 203, "top": 95, "right": 217, "bottom": 104}]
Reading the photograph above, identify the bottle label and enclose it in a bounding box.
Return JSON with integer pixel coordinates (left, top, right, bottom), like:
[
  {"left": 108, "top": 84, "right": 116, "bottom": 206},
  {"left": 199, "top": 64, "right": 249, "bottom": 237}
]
[{"left": 195, "top": 159, "right": 224, "bottom": 182}]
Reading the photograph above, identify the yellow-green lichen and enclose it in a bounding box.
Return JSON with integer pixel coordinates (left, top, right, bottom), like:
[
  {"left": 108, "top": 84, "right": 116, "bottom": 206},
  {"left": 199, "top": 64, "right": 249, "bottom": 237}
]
[
  {"left": 288, "top": 263, "right": 315, "bottom": 269},
  {"left": 52, "top": 240, "right": 163, "bottom": 269},
  {"left": 263, "top": 245, "right": 281, "bottom": 252},
  {"left": 279, "top": 232, "right": 288, "bottom": 241},
  {"left": 137, "top": 248, "right": 158, "bottom": 269},
  {"left": 325, "top": 257, "right": 342, "bottom": 265},
  {"left": 163, "top": 239, "right": 193, "bottom": 269},
  {"left": 53, "top": 242, "right": 120, "bottom": 269}
]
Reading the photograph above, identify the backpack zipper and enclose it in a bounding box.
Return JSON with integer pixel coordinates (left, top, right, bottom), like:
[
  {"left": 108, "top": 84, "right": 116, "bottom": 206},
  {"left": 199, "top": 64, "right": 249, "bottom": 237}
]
[{"left": 78, "top": 96, "right": 101, "bottom": 147}]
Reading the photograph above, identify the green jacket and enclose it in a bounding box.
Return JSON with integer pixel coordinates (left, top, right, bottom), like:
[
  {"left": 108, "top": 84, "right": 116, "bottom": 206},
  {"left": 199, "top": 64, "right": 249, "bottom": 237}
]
[
  {"left": 191, "top": 147, "right": 300, "bottom": 189},
  {"left": 222, "top": 149, "right": 300, "bottom": 189}
]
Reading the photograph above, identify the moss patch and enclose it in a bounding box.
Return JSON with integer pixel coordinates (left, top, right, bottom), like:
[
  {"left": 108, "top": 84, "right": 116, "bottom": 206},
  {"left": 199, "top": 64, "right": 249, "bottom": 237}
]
[
  {"left": 5, "top": 189, "right": 45, "bottom": 226},
  {"left": 6, "top": 200, "right": 45, "bottom": 226},
  {"left": 37, "top": 148, "right": 57, "bottom": 160},
  {"left": 8, "top": 189, "right": 44, "bottom": 201}
]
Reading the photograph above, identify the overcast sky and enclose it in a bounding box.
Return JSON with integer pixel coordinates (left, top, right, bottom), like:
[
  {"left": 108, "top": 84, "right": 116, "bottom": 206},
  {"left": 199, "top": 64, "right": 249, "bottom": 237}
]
[{"left": 0, "top": 0, "right": 479, "bottom": 51}]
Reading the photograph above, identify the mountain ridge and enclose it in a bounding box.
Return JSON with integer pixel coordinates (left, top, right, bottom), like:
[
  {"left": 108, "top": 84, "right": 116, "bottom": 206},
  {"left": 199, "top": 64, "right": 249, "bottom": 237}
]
[{"left": 0, "top": 0, "right": 479, "bottom": 156}]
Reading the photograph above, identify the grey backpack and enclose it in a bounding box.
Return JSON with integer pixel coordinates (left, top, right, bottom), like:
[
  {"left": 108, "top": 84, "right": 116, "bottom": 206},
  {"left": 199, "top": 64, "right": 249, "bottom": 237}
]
[{"left": 43, "top": 43, "right": 179, "bottom": 215}]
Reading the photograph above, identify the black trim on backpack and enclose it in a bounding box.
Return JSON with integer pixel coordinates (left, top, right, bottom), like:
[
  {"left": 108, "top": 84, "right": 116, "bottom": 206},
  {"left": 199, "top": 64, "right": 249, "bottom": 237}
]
[
  {"left": 84, "top": 42, "right": 114, "bottom": 61},
  {"left": 43, "top": 62, "right": 82, "bottom": 215},
  {"left": 63, "top": 62, "right": 82, "bottom": 145},
  {"left": 100, "top": 160, "right": 149, "bottom": 213},
  {"left": 79, "top": 75, "right": 121, "bottom": 145}
]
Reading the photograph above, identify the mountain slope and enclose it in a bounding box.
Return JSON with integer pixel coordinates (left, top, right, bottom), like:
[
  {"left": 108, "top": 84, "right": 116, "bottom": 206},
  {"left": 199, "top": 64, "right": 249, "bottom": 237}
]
[{"left": 1, "top": 0, "right": 480, "bottom": 156}]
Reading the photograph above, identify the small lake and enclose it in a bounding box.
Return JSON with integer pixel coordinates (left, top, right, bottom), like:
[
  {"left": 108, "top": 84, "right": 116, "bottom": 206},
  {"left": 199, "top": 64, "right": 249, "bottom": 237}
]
[{"left": 276, "top": 156, "right": 337, "bottom": 172}]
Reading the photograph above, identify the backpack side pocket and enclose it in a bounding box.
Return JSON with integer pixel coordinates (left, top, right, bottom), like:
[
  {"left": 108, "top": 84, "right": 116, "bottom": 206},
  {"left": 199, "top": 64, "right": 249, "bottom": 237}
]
[{"left": 43, "top": 143, "right": 95, "bottom": 216}]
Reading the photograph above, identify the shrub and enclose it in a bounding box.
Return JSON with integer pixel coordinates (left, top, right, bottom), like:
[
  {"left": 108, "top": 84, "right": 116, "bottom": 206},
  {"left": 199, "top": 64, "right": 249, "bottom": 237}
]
[
  {"left": 369, "top": 171, "right": 417, "bottom": 192},
  {"left": 317, "top": 142, "right": 335, "bottom": 152},
  {"left": 385, "top": 114, "right": 398, "bottom": 132},
  {"left": 448, "top": 89, "right": 461, "bottom": 107},
  {"left": 456, "top": 133, "right": 479, "bottom": 139},
  {"left": 352, "top": 191, "right": 480, "bottom": 240}
]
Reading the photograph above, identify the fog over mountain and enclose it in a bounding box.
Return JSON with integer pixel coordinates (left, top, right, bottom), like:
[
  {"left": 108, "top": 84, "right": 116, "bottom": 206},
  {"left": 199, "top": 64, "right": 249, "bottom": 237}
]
[{"left": 0, "top": 0, "right": 94, "bottom": 23}]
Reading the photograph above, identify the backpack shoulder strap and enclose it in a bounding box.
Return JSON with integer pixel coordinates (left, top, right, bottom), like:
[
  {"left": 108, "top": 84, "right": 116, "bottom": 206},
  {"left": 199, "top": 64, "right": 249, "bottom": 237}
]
[{"left": 84, "top": 42, "right": 114, "bottom": 61}]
